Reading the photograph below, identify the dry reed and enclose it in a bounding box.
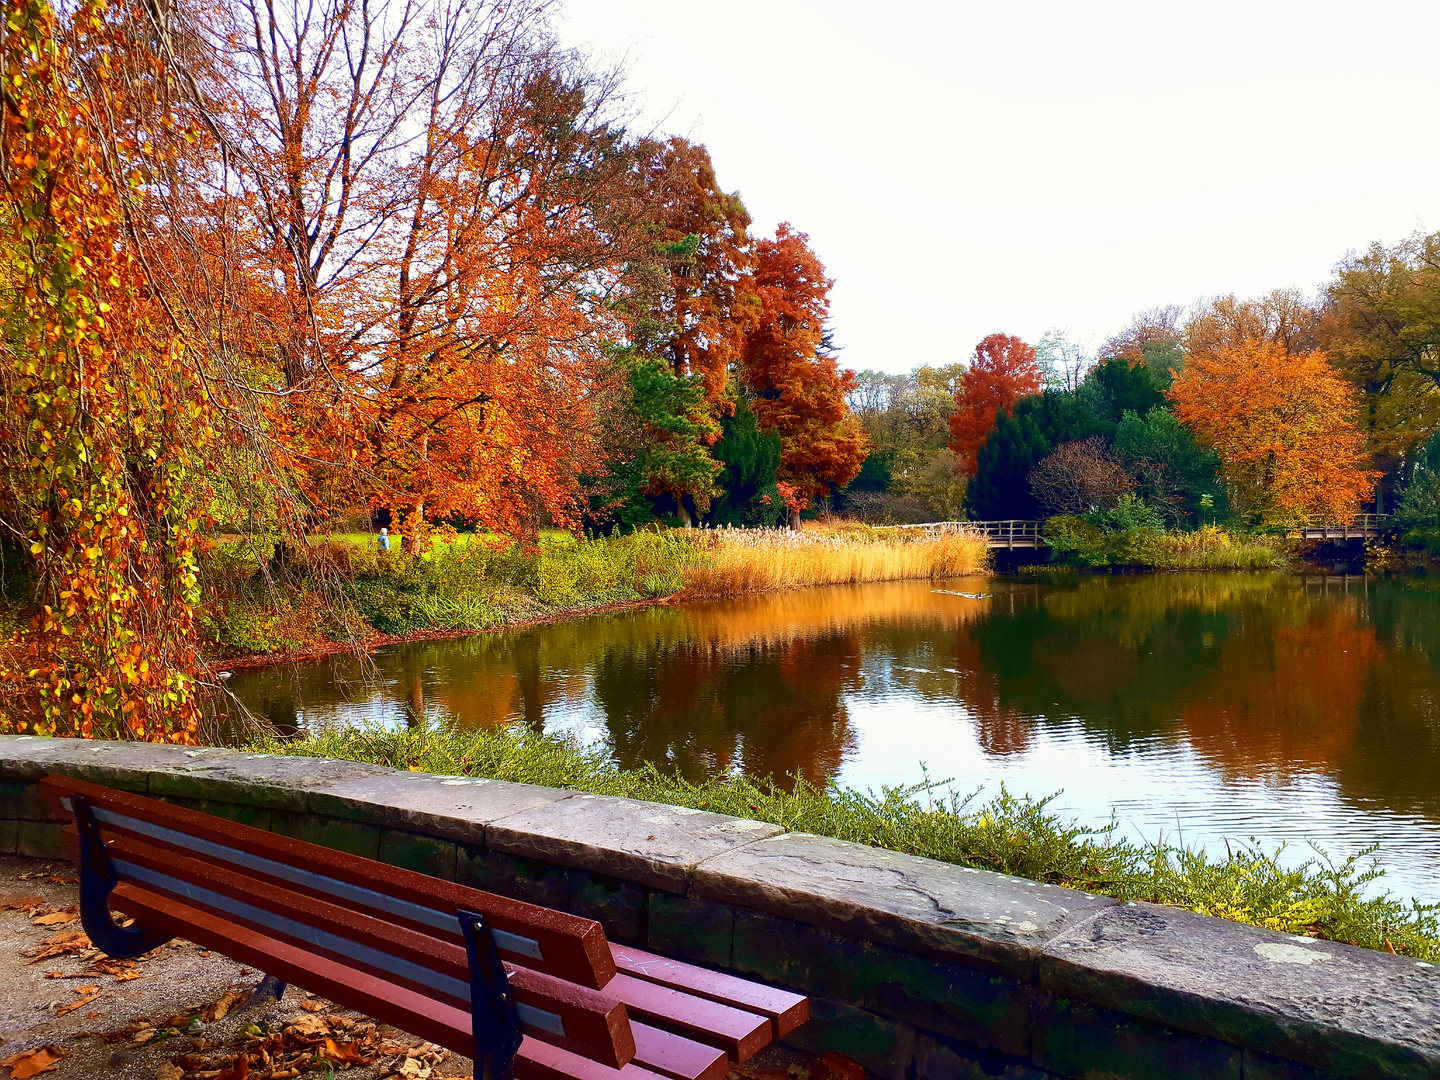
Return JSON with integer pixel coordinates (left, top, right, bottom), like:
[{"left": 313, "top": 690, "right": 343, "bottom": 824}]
[{"left": 679, "top": 525, "right": 990, "bottom": 599}]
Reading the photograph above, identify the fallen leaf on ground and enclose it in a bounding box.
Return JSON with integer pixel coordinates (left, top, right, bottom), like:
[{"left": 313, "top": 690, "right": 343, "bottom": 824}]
[
  {"left": 2, "top": 898, "right": 43, "bottom": 911},
  {"left": 297, "top": 999, "right": 325, "bottom": 1013},
  {"left": 31, "top": 909, "right": 78, "bottom": 927},
  {"left": 24, "top": 932, "right": 90, "bottom": 963},
  {"left": 322, "top": 1037, "right": 373, "bottom": 1066},
  {"left": 75, "top": 986, "right": 98, "bottom": 995},
  {"left": 282, "top": 1016, "right": 327, "bottom": 1039},
  {"left": 215, "top": 1054, "right": 250, "bottom": 1080},
  {"left": 55, "top": 994, "right": 99, "bottom": 1018},
  {"left": 0, "top": 1045, "right": 66, "bottom": 1078},
  {"left": 156, "top": 1065, "right": 184, "bottom": 1080},
  {"left": 44, "top": 877, "right": 78, "bottom": 885},
  {"left": 202, "top": 991, "right": 248, "bottom": 1023}
]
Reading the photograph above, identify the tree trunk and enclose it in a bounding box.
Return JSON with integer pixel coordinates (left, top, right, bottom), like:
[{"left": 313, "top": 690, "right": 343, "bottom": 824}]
[
  {"left": 789, "top": 509, "right": 802, "bottom": 531},
  {"left": 403, "top": 498, "right": 425, "bottom": 556},
  {"left": 677, "top": 500, "right": 693, "bottom": 528}
]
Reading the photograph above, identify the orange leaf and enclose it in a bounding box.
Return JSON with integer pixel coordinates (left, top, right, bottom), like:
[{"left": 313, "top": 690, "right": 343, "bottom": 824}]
[
  {"left": 55, "top": 993, "right": 99, "bottom": 1017},
  {"left": 321, "top": 1038, "right": 373, "bottom": 1066},
  {"left": 31, "top": 910, "right": 78, "bottom": 927},
  {"left": 0, "top": 1045, "right": 66, "bottom": 1078}
]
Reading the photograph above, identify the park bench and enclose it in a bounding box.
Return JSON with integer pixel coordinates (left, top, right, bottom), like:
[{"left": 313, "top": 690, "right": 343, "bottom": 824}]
[{"left": 40, "top": 775, "right": 809, "bottom": 1080}]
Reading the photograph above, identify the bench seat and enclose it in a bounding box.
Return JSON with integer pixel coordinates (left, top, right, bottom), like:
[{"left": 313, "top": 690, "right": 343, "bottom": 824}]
[{"left": 41, "top": 774, "right": 807, "bottom": 1080}]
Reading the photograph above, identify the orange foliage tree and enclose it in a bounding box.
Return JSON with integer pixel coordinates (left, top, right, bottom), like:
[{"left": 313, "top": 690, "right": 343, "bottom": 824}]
[
  {"left": 741, "top": 224, "right": 866, "bottom": 524},
  {"left": 0, "top": 0, "right": 215, "bottom": 738},
  {"left": 196, "top": 0, "right": 640, "bottom": 550},
  {"left": 617, "top": 138, "right": 757, "bottom": 523},
  {"left": 948, "top": 334, "right": 1043, "bottom": 476},
  {"left": 1168, "top": 340, "right": 1376, "bottom": 525}
]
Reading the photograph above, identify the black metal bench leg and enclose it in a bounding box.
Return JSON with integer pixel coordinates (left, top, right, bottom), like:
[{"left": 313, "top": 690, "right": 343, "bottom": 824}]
[
  {"left": 72, "top": 795, "right": 173, "bottom": 960},
  {"left": 458, "top": 909, "right": 521, "bottom": 1080},
  {"left": 246, "top": 973, "right": 287, "bottom": 1008}
]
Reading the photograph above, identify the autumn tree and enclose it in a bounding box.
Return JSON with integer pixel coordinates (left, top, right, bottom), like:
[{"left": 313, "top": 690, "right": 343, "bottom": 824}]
[
  {"left": 1029, "top": 439, "right": 1136, "bottom": 516},
  {"left": 190, "top": 0, "right": 642, "bottom": 550},
  {"left": 741, "top": 224, "right": 866, "bottom": 526},
  {"left": 1185, "top": 291, "right": 1321, "bottom": 363},
  {"left": 1099, "top": 305, "right": 1185, "bottom": 373},
  {"left": 949, "top": 334, "right": 1044, "bottom": 476},
  {"left": 0, "top": 0, "right": 221, "bottom": 737},
  {"left": 1168, "top": 340, "right": 1376, "bottom": 525},
  {"left": 1320, "top": 235, "right": 1440, "bottom": 507},
  {"left": 612, "top": 138, "right": 757, "bottom": 524}
]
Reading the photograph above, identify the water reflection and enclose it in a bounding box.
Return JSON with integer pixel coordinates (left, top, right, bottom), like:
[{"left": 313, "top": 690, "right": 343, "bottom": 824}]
[{"left": 230, "top": 573, "right": 1440, "bottom": 900}]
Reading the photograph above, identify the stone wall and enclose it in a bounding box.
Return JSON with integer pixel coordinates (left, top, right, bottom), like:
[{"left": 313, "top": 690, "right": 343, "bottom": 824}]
[{"left": 0, "top": 735, "right": 1435, "bottom": 1080}]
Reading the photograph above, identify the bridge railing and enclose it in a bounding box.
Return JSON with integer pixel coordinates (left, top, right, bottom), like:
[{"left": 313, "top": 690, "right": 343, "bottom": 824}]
[
  {"left": 876, "top": 519, "right": 1047, "bottom": 547},
  {"left": 1292, "top": 513, "right": 1391, "bottom": 539}
]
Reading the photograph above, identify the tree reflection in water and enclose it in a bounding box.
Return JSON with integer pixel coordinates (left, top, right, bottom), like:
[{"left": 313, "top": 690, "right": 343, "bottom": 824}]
[{"left": 232, "top": 573, "right": 1440, "bottom": 822}]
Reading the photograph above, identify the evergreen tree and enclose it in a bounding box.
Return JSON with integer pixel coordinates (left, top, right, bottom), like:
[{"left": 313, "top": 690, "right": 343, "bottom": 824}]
[
  {"left": 964, "top": 393, "right": 1109, "bottom": 519},
  {"left": 707, "top": 401, "right": 784, "bottom": 527}
]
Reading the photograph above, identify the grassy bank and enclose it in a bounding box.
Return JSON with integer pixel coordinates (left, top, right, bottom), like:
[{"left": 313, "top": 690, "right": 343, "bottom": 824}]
[
  {"left": 1045, "top": 518, "right": 1287, "bottom": 570},
  {"left": 245, "top": 720, "right": 1440, "bottom": 962},
  {"left": 200, "top": 524, "right": 991, "bottom": 658},
  {"left": 680, "top": 525, "right": 989, "bottom": 598}
]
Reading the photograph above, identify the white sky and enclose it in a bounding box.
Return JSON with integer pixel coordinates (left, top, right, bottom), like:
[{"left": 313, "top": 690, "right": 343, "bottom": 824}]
[{"left": 556, "top": 0, "right": 1440, "bottom": 375}]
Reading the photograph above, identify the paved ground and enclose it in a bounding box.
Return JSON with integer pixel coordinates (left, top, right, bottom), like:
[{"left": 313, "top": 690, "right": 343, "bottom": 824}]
[{"left": 0, "top": 855, "right": 847, "bottom": 1080}]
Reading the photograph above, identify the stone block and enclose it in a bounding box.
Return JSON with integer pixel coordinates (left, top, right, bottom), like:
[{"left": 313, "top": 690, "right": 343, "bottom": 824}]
[
  {"left": 268, "top": 812, "right": 381, "bottom": 861},
  {"left": 307, "top": 772, "right": 569, "bottom": 846},
  {"left": 691, "top": 831, "right": 1115, "bottom": 981},
  {"left": 455, "top": 847, "right": 570, "bottom": 911},
  {"left": 377, "top": 829, "right": 458, "bottom": 879},
  {"left": 912, "top": 1032, "right": 1053, "bottom": 1080},
  {"left": 780, "top": 996, "right": 915, "bottom": 1080},
  {"left": 150, "top": 752, "right": 389, "bottom": 812},
  {"left": 1032, "top": 995, "right": 1242, "bottom": 1080},
  {"left": 0, "top": 735, "right": 86, "bottom": 781},
  {"left": 1244, "top": 1049, "right": 1347, "bottom": 1080},
  {"left": 0, "top": 819, "right": 19, "bottom": 855},
  {"left": 647, "top": 893, "right": 733, "bottom": 968},
  {"left": 16, "top": 820, "right": 66, "bottom": 859},
  {"left": 0, "top": 782, "right": 55, "bottom": 821},
  {"left": 485, "top": 793, "right": 783, "bottom": 893},
  {"left": 567, "top": 871, "right": 643, "bottom": 942},
  {"left": 864, "top": 943, "right": 1034, "bottom": 1057},
  {"left": 1039, "top": 901, "right": 1440, "bottom": 1079},
  {"left": 16, "top": 738, "right": 171, "bottom": 792},
  {"left": 732, "top": 909, "right": 871, "bottom": 1004}
]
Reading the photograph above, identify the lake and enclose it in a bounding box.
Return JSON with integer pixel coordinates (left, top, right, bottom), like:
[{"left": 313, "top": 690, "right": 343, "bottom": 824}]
[{"left": 228, "top": 572, "right": 1440, "bottom": 903}]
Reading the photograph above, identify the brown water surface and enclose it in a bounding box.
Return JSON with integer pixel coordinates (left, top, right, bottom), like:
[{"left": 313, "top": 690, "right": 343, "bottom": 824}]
[{"left": 229, "top": 573, "right": 1440, "bottom": 901}]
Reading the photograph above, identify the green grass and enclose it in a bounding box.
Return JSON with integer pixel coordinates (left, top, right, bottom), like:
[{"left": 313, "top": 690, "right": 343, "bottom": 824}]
[
  {"left": 1045, "top": 519, "right": 1286, "bottom": 570},
  {"left": 244, "top": 719, "right": 1440, "bottom": 961},
  {"left": 200, "top": 529, "right": 704, "bottom": 650}
]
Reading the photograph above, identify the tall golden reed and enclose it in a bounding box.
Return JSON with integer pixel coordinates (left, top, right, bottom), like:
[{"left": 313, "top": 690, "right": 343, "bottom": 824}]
[{"left": 679, "top": 525, "right": 990, "bottom": 598}]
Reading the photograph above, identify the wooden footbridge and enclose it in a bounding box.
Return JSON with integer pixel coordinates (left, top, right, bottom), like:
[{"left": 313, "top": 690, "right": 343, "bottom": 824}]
[
  {"left": 880, "top": 520, "right": 1048, "bottom": 549},
  {"left": 1289, "top": 514, "right": 1390, "bottom": 541},
  {"left": 883, "top": 513, "right": 1393, "bottom": 549}
]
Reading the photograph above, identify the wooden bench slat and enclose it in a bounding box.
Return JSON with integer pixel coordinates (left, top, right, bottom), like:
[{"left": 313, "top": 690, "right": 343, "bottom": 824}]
[
  {"left": 516, "top": 1037, "right": 669, "bottom": 1079},
  {"left": 42, "top": 775, "right": 615, "bottom": 989},
  {"left": 628, "top": 1022, "right": 727, "bottom": 1080},
  {"left": 78, "top": 829, "right": 635, "bottom": 1067},
  {"left": 606, "top": 974, "right": 770, "bottom": 1062},
  {"left": 610, "top": 945, "right": 809, "bottom": 1036},
  {"left": 112, "top": 882, "right": 483, "bottom": 1058},
  {"left": 112, "top": 881, "right": 640, "bottom": 1070}
]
